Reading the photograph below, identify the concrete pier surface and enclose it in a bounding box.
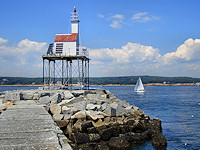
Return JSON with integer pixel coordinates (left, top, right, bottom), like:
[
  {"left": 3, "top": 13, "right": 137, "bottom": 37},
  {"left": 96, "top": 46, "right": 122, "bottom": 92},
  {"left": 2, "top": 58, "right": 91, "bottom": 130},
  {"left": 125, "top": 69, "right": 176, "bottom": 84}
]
[{"left": 0, "top": 100, "right": 72, "bottom": 150}]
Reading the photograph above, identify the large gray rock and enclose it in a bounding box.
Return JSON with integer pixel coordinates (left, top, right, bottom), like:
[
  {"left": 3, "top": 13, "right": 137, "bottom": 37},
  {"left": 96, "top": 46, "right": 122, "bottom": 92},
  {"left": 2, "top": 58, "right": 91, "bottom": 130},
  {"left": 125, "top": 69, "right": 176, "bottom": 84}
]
[
  {"left": 20, "top": 91, "right": 34, "bottom": 100},
  {"left": 103, "top": 104, "right": 116, "bottom": 117},
  {"left": 94, "top": 89, "right": 106, "bottom": 95},
  {"left": 71, "top": 90, "right": 84, "bottom": 97},
  {"left": 62, "top": 106, "right": 71, "bottom": 114},
  {"left": 86, "top": 104, "right": 101, "bottom": 111},
  {"left": 0, "top": 99, "right": 3, "bottom": 105},
  {"left": 37, "top": 91, "right": 50, "bottom": 97},
  {"left": 32, "top": 93, "right": 39, "bottom": 100},
  {"left": 38, "top": 96, "right": 50, "bottom": 105},
  {"left": 86, "top": 94, "right": 102, "bottom": 100},
  {"left": 64, "top": 96, "right": 85, "bottom": 105},
  {"left": 64, "top": 114, "right": 71, "bottom": 120},
  {"left": 4, "top": 91, "right": 21, "bottom": 101},
  {"left": 86, "top": 111, "right": 104, "bottom": 120},
  {"left": 71, "top": 101, "right": 86, "bottom": 111},
  {"left": 71, "top": 110, "right": 86, "bottom": 120},
  {"left": 53, "top": 114, "right": 64, "bottom": 121},
  {"left": 63, "top": 91, "right": 74, "bottom": 99},
  {"left": 101, "top": 102, "right": 108, "bottom": 111},
  {"left": 50, "top": 104, "right": 61, "bottom": 114},
  {"left": 111, "top": 102, "right": 126, "bottom": 115},
  {"left": 50, "top": 93, "right": 62, "bottom": 104}
]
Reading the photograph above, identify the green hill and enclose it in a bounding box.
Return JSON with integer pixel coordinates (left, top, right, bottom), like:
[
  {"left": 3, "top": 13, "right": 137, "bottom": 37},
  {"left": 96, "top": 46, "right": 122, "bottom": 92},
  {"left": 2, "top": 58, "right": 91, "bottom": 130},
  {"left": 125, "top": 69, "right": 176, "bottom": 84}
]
[{"left": 0, "top": 76, "right": 200, "bottom": 85}]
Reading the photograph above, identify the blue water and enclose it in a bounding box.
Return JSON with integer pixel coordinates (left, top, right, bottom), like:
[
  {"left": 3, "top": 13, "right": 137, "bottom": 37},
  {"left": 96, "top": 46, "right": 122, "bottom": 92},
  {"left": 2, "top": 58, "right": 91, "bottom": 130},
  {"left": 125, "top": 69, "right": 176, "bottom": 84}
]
[
  {"left": 1, "top": 86, "right": 200, "bottom": 149},
  {"left": 96, "top": 86, "right": 200, "bottom": 150}
]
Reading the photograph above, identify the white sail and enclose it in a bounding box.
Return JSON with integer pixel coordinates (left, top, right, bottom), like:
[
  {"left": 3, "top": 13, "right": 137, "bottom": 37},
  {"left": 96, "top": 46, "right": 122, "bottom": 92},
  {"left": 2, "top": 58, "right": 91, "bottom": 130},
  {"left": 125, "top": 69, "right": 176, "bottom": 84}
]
[{"left": 134, "top": 77, "right": 145, "bottom": 92}]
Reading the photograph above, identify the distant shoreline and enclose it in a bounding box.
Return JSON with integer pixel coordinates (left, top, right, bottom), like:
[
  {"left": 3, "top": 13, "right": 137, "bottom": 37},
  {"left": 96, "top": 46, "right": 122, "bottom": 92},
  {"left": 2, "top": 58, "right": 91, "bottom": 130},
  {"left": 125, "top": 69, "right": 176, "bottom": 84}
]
[{"left": 0, "top": 83, "right": 199, "bottom": 87}]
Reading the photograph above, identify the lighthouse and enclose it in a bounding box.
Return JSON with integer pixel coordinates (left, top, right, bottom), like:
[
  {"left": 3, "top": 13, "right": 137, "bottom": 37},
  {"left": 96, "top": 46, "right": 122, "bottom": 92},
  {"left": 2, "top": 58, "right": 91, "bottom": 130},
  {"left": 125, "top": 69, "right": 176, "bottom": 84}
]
[
  {"left": 42, "top": 7, "right": 90, "bottom": 89},
  {"left": 51, "top": 6, "right": 81, "bottom": 56}
]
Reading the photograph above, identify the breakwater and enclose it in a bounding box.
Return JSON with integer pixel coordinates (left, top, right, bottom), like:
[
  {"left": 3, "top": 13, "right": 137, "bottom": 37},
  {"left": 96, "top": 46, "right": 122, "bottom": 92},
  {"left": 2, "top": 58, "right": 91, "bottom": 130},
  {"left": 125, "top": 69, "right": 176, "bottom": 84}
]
[{"left": 0, "top": 89, "right": 167, "bottom": 149}]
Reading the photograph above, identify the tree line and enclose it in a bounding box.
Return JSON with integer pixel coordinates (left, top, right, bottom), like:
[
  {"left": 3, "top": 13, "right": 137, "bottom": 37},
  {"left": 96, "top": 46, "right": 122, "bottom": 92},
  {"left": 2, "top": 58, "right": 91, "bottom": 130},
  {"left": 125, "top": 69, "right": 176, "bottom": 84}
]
[{"left": 0, "top": 76, "right": 200, "bottom": 85}]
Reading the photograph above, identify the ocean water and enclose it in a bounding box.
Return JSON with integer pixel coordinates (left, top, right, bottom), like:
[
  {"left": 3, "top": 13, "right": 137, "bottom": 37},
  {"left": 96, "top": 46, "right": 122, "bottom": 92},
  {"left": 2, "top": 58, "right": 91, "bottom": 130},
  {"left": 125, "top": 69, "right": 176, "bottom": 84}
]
[
  {"left": 97, "top": 86, "right": 200, "bottom": 150},
  {"left": 1, "top": 86, "right": 200, "bottom": 149}
]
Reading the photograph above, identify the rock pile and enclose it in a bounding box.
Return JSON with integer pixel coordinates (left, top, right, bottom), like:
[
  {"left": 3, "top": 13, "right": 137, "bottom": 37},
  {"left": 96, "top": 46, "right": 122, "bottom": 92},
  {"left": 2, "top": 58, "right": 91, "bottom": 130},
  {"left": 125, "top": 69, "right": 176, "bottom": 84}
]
[{"left": 0, "top": 88, "right": 167, "bottom": 149}]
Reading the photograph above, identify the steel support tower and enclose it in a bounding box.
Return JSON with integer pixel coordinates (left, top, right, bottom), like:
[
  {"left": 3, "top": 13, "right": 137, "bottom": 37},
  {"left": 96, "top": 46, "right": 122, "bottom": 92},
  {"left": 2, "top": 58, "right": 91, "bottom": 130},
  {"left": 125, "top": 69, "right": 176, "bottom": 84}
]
[{"left": 42, "top": 55, "right": 89, "bottom": 89}]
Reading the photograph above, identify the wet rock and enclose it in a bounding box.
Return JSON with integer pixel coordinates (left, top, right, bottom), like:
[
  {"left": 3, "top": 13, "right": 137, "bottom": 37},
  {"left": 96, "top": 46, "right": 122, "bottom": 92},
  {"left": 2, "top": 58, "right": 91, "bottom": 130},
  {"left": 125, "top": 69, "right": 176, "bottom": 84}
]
[
  {"left": 81, "top": 121, "right": 93, "bottom": 133},
  {"left": 87, "top": 127, "right": 97, "bottom": 134},
  {"left": 94, "top": 141, "right": 109, "bottom": 150},
  {"left": 151, "top": 133, "right": 167, "bottom": 147},
  {"left": 109, "top": 136, "right": 130, "bottom": 150},
  {"left": 50, "top": 103, "right": 61, "bottom": 114},
  {"left": 120, "top": 125, "right": 133, "bottom": 134},
  {"left": 78, "top": 143, "right": 94, "bottom": 150},
  {"left": 148, "top": 118, "right": 162, "bottom": 136},
  {"left": 116, "top": 116, "right": 124, "bottom": 125},
  {"left": 127, "top": 131, "right": 150, "bottom": 141},
  {"left": 73, "top": 132, "right": 100, "bottom": 144}
]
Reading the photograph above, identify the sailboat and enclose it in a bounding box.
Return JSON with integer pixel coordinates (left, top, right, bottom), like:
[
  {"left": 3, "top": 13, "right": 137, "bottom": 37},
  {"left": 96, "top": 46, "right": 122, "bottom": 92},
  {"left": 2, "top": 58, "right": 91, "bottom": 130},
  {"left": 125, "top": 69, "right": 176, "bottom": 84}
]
[{"left": 134, "top": 77, "right": 146, "bottom": 93}]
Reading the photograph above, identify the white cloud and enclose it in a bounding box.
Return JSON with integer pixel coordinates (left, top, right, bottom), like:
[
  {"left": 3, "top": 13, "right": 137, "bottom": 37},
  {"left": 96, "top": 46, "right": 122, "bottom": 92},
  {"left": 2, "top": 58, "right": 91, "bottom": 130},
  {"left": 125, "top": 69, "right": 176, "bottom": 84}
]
[
  {"left": 89, "top": 38, "right": 200, "bottom": 77},
  {"left": 109, "top": 14, "right": 124, "bottom": 29},
  {"left": 17, "top": 39, "right": 46, "bottom": 53},
  {"left": 161, "top": 38, "right": 200, "bottom": 65},
  {"left": 0, "top": 38, "right": 47, "bottom": 77},
  {"left": 1, "top": 37, "right": 200, "bottom": 77},
  {"left": 112, "top": 14, "right": 124, "bottom": 20},
  {"left": 90, "top": 42, "right": 160, "bottom": 64},
  {"left": 98, "top": 14, "right": 104, "bottom": 18},
  {"left": 131, "top": 12, "right": 159, "bottom": 22},
  {"left": 101, "top": 12, "right": 159, "bottom": 29},
  {"left": 0, "top": 37, "right": 8, "bottom": 45},
  {"left": 110, "top": 20, "right": 122, "bottom": 29}
]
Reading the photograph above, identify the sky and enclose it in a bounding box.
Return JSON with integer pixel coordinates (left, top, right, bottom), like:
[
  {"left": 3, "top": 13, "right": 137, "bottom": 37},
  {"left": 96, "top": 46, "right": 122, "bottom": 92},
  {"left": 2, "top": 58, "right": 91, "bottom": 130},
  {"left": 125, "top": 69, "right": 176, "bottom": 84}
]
[{"left": 0, "top": 0, "right": 200, "bottom": 77}]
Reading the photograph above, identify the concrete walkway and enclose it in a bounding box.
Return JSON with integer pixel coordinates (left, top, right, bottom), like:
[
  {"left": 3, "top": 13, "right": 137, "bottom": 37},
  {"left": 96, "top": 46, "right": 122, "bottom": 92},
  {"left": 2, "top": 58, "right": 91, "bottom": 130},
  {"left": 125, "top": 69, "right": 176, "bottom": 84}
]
[{"left": 0, "top": 100, "right": 71, "bottom": 150}]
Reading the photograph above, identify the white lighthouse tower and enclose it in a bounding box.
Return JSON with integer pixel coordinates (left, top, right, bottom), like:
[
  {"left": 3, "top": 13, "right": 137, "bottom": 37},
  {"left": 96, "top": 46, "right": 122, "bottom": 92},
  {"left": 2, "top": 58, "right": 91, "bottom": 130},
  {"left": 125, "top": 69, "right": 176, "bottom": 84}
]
[
  {"left": 52, "top": 6, "right": 81, "bottom": 56},
  {"left": 43, "top": 7, "right": 90, "bottom": 89}
]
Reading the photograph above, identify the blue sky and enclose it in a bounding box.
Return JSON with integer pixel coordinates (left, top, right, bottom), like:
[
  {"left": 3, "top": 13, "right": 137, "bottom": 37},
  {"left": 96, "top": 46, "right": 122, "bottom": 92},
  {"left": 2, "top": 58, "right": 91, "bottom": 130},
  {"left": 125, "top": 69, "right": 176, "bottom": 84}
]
[{"left": 0, "top": 0, "right": 200, "bottom": 77}]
